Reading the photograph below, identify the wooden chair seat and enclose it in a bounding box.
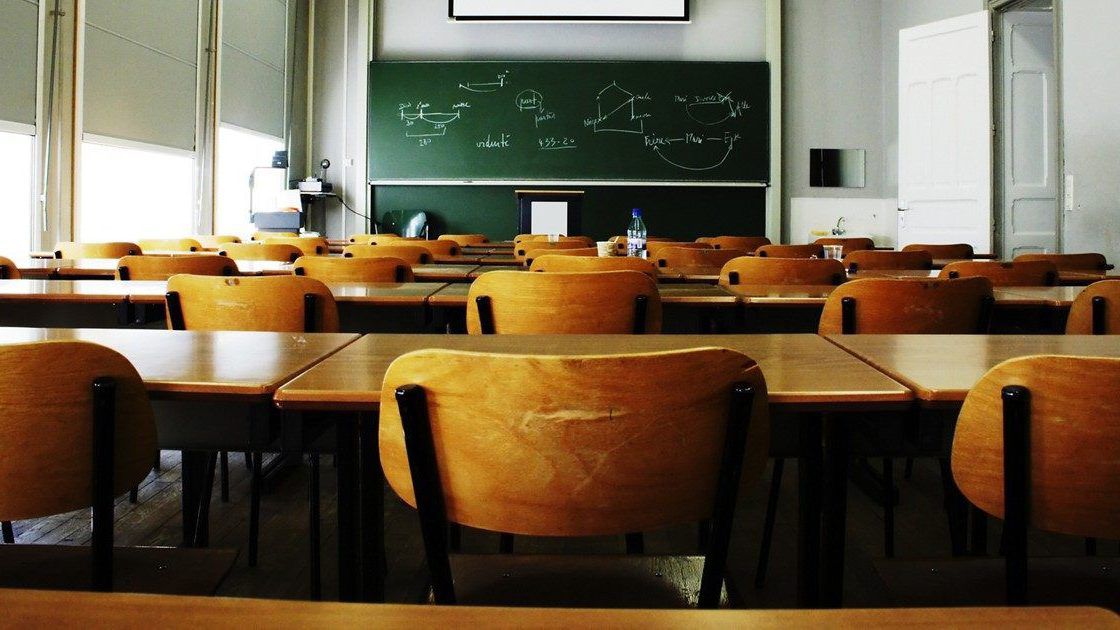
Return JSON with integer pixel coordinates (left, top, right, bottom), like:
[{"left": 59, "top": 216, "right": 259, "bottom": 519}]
[
  {"left": 0, "top": 545, "right": 238, "bottom": 596},
  {"left": 437, "top": 554, "right": 732, "bottom": 609}
]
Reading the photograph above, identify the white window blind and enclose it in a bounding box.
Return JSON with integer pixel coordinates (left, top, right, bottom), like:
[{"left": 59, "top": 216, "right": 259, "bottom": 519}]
[
  {"left": 220, "top": 0, "right": 288, "bottom": 140},
  {"left": 83, "top": 0, "right": 200, "bottom": 151},
  {"left": 0, "top": 0, "right": 40, "bottom": 127}
]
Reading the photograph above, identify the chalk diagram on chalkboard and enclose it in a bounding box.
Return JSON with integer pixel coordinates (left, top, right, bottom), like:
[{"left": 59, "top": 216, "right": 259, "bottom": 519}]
[
  {"left": 458, "top": 71, "right": 510, "bottom": 93},
  {"left": 685, "top": 92, "right": 748, "bottom": 126},
  {"left": 399, "top": 104, "right": 462, "bottom": 139},
  {"left": 649, "top": 132, "right": 742, "bottom": 171},
  {"left": 590, "top": 82, "right": 646, "bottom": 135}
]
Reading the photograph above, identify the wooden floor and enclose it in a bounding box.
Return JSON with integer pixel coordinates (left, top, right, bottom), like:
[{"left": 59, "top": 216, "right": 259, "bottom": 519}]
[{"left": 5, "top": 450, "right": 1116, "bottom": 608}]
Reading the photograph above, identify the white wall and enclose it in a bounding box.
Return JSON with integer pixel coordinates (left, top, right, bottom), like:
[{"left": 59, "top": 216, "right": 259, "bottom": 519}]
[
  {"left": 1061, "top": 0, "right": 1120, "bottom": 261},
  {"left": 375, "top": 0, "right": 765, "bottom": 61}
]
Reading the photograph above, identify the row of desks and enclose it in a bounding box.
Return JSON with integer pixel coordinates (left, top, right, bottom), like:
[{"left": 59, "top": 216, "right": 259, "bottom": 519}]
[{"left": 3, "top": 326, "right": 1116, "bottom": 605}]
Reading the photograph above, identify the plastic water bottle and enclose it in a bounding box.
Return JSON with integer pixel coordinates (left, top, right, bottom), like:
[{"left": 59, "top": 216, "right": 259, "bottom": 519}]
[{"left": 626, "top": 208, "right": 647, "bottom": 258}]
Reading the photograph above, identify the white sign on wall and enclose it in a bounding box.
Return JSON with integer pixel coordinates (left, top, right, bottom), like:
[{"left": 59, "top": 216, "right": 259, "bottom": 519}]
[{"left": 450, "top": 0, "right": 688, "bottom": 21}]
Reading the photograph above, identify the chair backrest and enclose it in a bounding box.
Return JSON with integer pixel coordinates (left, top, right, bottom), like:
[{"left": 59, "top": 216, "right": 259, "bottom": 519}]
[
  {"left": 438, "top": 234, "right": 489, "bottom": 246},
  {"left": 696, "top": 236, "right": 771, "bottom": 251},
  {"left": 653, "top": 248, "right": 750, "bottom": 268},
  {"left": 901, "top": 243, "right": 974, "bottom": 259},
  {"left": 1065, "top": 280, "right": 1120, "bottom": 334},
  {"left": 0, "top": 341, "right": 156, "bottom": 521},
  {"left": 755, "top": 243, "right": 824, "bottom": 259},
  {"left": 250, "top": 231, "right": 297, "bottom": 241},
  {"left": 818, "top": 277, "right": 994, "bottom": 334},
  {"left": 718, "top": 257, "right": 846, "bottom": 286},
  {"left": 0, "top": 255, "right": 23, "bottom": 279},
  {"left": 165, "top": 275, "right": 339, "bottom": 332},
  {"left": 466, "top": 270, "right": 661, "bottom": 334},
  {"left": 380, "top": 347, "right": 769, "bottom": 537},
  {"left": 813, "top": 237, "right": 875, "bottom": 253},
  {"left": 515, "top": 234, "right": 594, "bottom": 246},
  {"left": 55, "top": 242, "right": 141, "bottom": 259},
  {"left": 1014, "top": 252, "right": 1111, "bottom": 272},
  {"left": 513, "top": 234, "right": 546, "bottom": 245},
  {"left": 116, "top": 255, "right": 237, "bottom": 281},
  {"left": 414, "top": 240, "right": 461, "bottom": 257},
  {"left": 194, "top": 235, "right": 241, "bottom": 249},
  {"left": 939, "top": 260, "right": 1058, "bottom": 287},
  {"left": 263, "top": 236, "right": 330, "bottom": 256},
  {"left": 645, "top": 241, "right": 711, "bottom": 260},
  {"left": 218, "top": 242, "right": 303, "bottom": 263},
  {"left": 349, "top": 233, "right": 396, "bottom": 244},
  {"left": 529, "top": 254, "right": 658, "bottom": 278},
  {"left": 522, "top": 247, "right": 598, "bottom": 266},
  {"left": 343, "top": 244, "right": 433, "bottom": 264},
  {"left": 845, "top": 249, "right": 933, "bottom": 271},
  {"left": 137, "top": 238, "right": 202, "bottom": 252},
  {"left": 514, "top": 240, "right": 589, "bottom": 261},
  {"left": 293, "top": 255, "right": 414, "bottom": 282},
  {"left": 953, "top": 355, "right": 1120, "bottom": 540}
]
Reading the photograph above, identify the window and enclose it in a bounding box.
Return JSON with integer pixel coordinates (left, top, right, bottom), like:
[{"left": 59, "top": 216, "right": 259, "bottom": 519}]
[
  {"left": 0, "top": 128, "right": 35, "bottom": 256},
  {"left": 214, "top": 124, "right": 286, "bottom": 237},
  {"left": 78, "top": 138, "right": 195, "bottom": 243}
]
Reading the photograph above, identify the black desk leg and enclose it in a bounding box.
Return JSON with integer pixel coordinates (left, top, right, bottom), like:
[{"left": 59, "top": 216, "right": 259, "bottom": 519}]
[
  {"left": 820, "top": 414, "right": 849, "bottom": 608},
  {"left": 359, "top": 411, "right": 385, "bottom": 602},
  {"left": 336, "top": 417, "right": 359, "bottom": 602},
  {"left": 180, "top": 450, "right": 216, "bottom": 548},
  {"left": 797, "top": 414, "right": 822, "bottom": 608}
]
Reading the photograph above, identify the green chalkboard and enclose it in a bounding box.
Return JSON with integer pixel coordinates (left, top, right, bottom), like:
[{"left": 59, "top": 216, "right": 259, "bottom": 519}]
[{"left": 367, "top": 61, "right": 769, "bottom": 184}]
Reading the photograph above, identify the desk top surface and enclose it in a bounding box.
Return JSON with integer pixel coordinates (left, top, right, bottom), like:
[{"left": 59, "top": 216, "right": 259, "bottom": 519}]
[
  {"left": 425, "top": 282, "right": 737, "bottom": 306},
  {"left": 824, "top": 334, "right": 1120, "bottom": 404},
  {"left": 274, "top": 333, "right": 911, "bottom": 412},
  {"left": 2, "top": 590, "right": 1115, "bottom": 629},
  {"left": 0, "top": 328, "right": 357, "bottom": 399}
]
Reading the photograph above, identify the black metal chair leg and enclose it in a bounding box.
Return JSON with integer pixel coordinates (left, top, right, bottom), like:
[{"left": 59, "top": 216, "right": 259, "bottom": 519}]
[
  {"left": 129, "top": 486, "right": 138, "bottom": 504},
  {"left": 697, "top": 519, "right": 711, "bottom": 552},
  {"left": 883, "top": 458, "right": 894, "bottom": 558},
  {"left": 448, "top": 524, "right": 462, "bottom": 552},
  {"left": 1, "top": 521, "right": 14, "bottom": 543},
  {"left": 755, "top": 457, "right": 784, "bottom": 588},
  {"left": 625, "top": 533, "right": 644, "bottom": 554},
  {"left": 249, "top": 452, "right": 262, "bottom": 567},
  {"left": 220, "top": 452, "right": 230, "bottom": 503},
  {"left": 499, "top": 533, "right": 514, "bottom": 553},
  {"left": 153, "top": 452, "right": 162, "bottom": 472},
  {"left": 243, "top": 451, "right": 252, "bottom": 471},
  {"left": 309, "top": 454, "right": 321, "bottom": 600}
]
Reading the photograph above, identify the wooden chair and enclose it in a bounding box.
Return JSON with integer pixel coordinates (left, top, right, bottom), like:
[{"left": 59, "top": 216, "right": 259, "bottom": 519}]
[
  {"left": 353, "top": 235, "right": 410, "bottom": 246},
  {"left": 415, "top": 240, "right": 461, "bottom": 257},
  {"left": 1014, "top": 252, "right": 1113, "bottom": 272},
  {"left": 939, "top": 261, "right": 1058, "bottom": 287},
  {"left": 753, "top": 276, "right": 996, "bottom": 587},
  {"left": 528, "top": 254, "right": 658, "bottom": 278},
  {"left": 755, "top": 244, "right": 824, "bottom": 259},
  {"left": 653, "top": 248, "right": 750, "bottom": 269},
  {"left": 1065, "top": 280, "right": 1120, "bottom": 334},
  {"left": 218, "top": 243, "right": 302, "bottom": 263},
  {"left": 380, "top": 346, "right": 769, "bottom": 607},
  {"left": 250, "top": 231, "right": 297, "bottom": 241},
  {"left": 466, "top": 270, "right": 661, "bottom": 334},
  {"left": 845, "top": 250, "right": 933, "bottom": 272},
  {"left": 438, "top": 234, "right": 489, "bottom": 246},
  {"left": 55, "top": 242, "right": 141, "bottom": 259},
  {"left": 696, "top": 236, "right": 771, "bottom": 251},
  {"left": 343, "top": 244, "right": 433, "bottom": 264},
  {"left": 513, "top": 234, "right": 546, "bottom": 245},
  {"left": 813, "top": 237, "right": 875, "bottom": 253},
  {"left": 0, "top": 341, "right": 234, "bottom": 593},
  {"left": 522, "top": 247, "right": 598, "bottom": 266},
  {"left": 194, "top": 235, "right": 241, "bottom": 249},
  {"left": 902, "top": 243, "right": 974, "bottom": 259},
  {"left": 263, "top": 237, "right": 329, "bottom": 256},
  {"left": 606, "top": 236, "right": 630, "bottom": 256},
  {"left": 513, "top": 240, "right": 589, "bottom": 261},
  {"left": 348, "top": 233, "right": 395, "bottom": 244},
  {"left": 115, "top": 255, "right": 237, "bottom": 281},
  {"left": 137, "top": 238, "right": 202, "bottom": 252},
  {"left": 718, "top": 257, "right": 846, "bottom": 286},
  {"left": 293, "top": 255, "right": 414, "bottom": 283},
  {"left": 0, "top": 256, "right": 23, "bottom": 280},
  {"left": 953, "top": 355, "right": 1120, "bottom": 604},
  {"left": 164, "top": 275, "right": 339, "bottom": 574}
]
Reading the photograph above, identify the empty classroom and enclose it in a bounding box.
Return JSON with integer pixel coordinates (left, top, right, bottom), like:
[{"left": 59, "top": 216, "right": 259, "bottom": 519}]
[{"left": 0, "top": 0, "right": 1117, "bottom": 627}]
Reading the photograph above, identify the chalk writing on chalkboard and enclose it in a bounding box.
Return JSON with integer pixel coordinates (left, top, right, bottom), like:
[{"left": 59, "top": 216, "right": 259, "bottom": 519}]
[
  {"left": 679, "top": 92, "right": 751, "bottom": 125},
  {"left": 586, "top": 82, "right": 649, "bottom": 135},
  {"left": 458, "top": 71, "right": 510, "bottom": 93}
]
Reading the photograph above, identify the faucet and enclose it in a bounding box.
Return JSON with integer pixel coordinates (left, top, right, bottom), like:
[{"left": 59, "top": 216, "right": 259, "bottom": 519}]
[{"left": 832, "top": 216, "right": 847, "bottom": 236}]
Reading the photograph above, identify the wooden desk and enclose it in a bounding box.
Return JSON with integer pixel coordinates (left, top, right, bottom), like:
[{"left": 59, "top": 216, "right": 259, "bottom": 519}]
[
  {"left": 998, "top": 285, "right": 1084, "bottom": 307},
  {"left": 0, "top": 279, "right": 139, "bottom": 303},
  {"left": 826, "top": 334, "right": 1120, "bottom": 406},
  {"left": 475, "top": 255, "right": 521, "bottom": 266},
  {"left": 724, "top": 284, "right": 839, "bottom": 306},
  {"left": 411, "top": 263, "right": 481, "bottom": 281},
  {"left": 114, "top": 280, "right": 449, "bottom": 307},
  {"left": 425, "top": 282, "right": 739, "bottom": 308},
  {"left": 3, "top": 590, "right": 1115, "bottom": 629},
  {"left": 9, "top": 257, "right": 71, "bottom": 279}
]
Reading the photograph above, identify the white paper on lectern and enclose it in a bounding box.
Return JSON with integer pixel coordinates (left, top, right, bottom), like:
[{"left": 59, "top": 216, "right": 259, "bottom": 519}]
[{"left": 530, "top": 201, "right": 568, "bottom": 235}]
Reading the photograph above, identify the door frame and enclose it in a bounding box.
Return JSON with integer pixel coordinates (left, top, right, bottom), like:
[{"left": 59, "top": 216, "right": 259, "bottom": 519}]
[{"left": 989, "top": 0, "right": 1065, "bottom": 256}]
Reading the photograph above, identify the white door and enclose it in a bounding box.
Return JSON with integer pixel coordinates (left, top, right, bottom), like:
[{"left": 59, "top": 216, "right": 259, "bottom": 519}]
[
  {"left": 999, "top": 10, "right": 1058, "bottom": 259},
  {"left": 897, "top": 11, "right": 993, "bottom": 254}
]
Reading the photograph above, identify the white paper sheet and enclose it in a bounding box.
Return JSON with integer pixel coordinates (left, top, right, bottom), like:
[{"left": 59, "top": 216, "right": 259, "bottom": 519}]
[{"left": 530, "top": 201, "right": 568, "bottom": 235}]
